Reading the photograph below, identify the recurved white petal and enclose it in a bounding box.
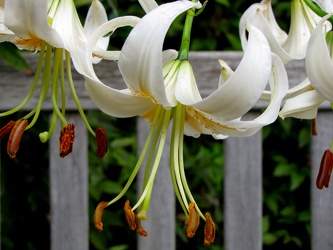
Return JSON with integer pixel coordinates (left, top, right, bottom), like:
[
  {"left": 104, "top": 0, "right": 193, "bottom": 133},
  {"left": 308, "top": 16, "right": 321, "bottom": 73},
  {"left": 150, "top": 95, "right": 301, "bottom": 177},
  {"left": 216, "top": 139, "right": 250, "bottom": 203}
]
[
  {"left": 82, "top": 16, "right": 154, "bottom": 117},
  {"left": 80, "top": 16, "right": 140, "bottom": 74},
  {"left": 84, "top": 0, "right": 109, "bottom": 63},
  {"left": 4, "top": 0, "right": 63, "bottom": 49},
  {"left": 306, "top": 14, "right": 333, "bottom": 102},
  {"left": 279, "top": 90, "right": 325, "bottom": 119},
  {"left": 185, "top": 24, "right": 272, "bottom": 121},
  {"left": 138, "top": 0, "right": 158, "bottom": 13},
  {"left": 84, "top": 75, "right": 155, "bottom": 117},
  {"left": 118, "top": 0, "right": 202, "bottom": 109}
]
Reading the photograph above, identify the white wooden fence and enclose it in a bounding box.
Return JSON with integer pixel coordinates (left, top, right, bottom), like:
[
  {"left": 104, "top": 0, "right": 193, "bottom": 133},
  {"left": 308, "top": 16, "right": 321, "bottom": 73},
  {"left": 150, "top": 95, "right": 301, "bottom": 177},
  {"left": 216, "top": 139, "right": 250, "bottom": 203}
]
[{"left": 1, "top": 51, "right": 333, "bottom": 249}]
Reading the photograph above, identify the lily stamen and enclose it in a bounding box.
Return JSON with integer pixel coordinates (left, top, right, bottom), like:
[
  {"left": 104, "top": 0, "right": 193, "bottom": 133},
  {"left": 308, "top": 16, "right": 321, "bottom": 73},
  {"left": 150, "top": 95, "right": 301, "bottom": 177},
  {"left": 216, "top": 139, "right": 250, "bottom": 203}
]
[
  {"left": 94, "top": 201, "right": 109, "bottom": 231},
  {"left": 316, "top": 149, "right": 333, "bottom": 189},
  {"left": 204, "top": 213, "right": 216, "bottom": 246},
  {"left": 59, "top": 123, "right": 75, "bottom": 158},
  {"left": 124, "top": 200, "right": 136, "bottom": 230},
  {"left": 7, "top": 118, "right": 28, "bottom": 159}
]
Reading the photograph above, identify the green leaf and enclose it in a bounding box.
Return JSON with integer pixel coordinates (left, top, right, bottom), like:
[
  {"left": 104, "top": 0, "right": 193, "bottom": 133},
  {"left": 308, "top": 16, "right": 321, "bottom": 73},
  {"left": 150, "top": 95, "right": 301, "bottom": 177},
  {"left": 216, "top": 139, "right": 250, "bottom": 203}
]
[
  {"left": 262, "top": 215, "right": 270, "bottom": 233},
  {"left": 263, "top": 232, "right": 278, "bottom": 245},
  {"left": 108, "top": 244, "right": 129, "bottom": 250},
  {"left": 98, "top": 180, "right": 123, "bottom": 194},
  {"left": 215, "top": 0, "right": 230, "bottom": 7},
  {"left": 0, "top": 42, "right": 31, "bottom": 71},
  {"left": 290, "top": 171, "right": 305, "bottom": 190},
  {"left": 273, "top": 163, "right": 292, "bottom": 177}
]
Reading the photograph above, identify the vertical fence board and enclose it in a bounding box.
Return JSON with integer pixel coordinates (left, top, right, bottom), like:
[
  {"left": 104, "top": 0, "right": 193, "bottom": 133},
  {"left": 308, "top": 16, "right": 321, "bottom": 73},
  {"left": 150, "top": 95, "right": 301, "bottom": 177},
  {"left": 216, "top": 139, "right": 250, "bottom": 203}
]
[
  {"left": 224, "top": 121, "right": 262, "bottom": 250},
  {"left": 137, "top": 118, "right": 176, "bottom": 250},
  {"left": 311, "top": 111, "right": 333, "bottom": 250},
  {"left": 50, "top": 113, "right": 89, "bottom": 250}
]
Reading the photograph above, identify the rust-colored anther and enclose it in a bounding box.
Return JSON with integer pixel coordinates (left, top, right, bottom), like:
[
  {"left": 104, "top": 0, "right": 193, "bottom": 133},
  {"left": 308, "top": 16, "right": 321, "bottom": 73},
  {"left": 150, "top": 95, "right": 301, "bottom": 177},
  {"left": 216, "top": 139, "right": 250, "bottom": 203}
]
[
  {"left": 94, "top": 201, "right": 109, "bottom": 231},
  {"left": 7, "top": 119, "right": 28, "bottom": 159},
  {"left": 316, "top": 149, "right": 333, "bottom": 189},
  {"left": 185, "top": 202, "right": 200, "bottom": 238},
  {"left": 136, "top": 212, "right": 148, "bottom": 237},
  {"left": 59, "top": 123, "right": 75, "bottom": 158},
  {"left": 204, "top": 213, "right": 216, "bottom": 246},
  {"left": 312, "top": 118, "right": 317, "bottom": 136},
  {"left": 95, "top": 127, "right": 108, "bottom": 158},
  {"left": 124, "top": 200, "right": 136, "bottom": 230},
  {"left": 0, "top": 120, "right": 15, "bottom": 139}
]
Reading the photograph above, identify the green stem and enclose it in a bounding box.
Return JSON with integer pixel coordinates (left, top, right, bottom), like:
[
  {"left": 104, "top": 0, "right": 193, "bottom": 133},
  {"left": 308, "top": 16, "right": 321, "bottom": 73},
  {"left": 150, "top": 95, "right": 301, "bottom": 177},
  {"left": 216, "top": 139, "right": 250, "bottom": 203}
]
[
  {"left": 178, "top": 10, "right": 195, "bottom": 61},
  {"left": 0, "top": 42, "right": 46, "bottom": 117},
  {"left": 303, "top": 0, "right": 333, "bottom": 23},
  {"left": 26, "top": 44, "right": 53, "bottom": 130},
  {"left": 65, "top": 51, "right": 96, "bottom": 136},
  {"left": 51, "top": 48, "right": 68, "bottom": 126},
  {"left": 107, "top": 106, "right": 163, "bottom": 206},
  {"left": 177, "top": 104, "right": 205, "bottom": 220},
  {"left": 132, "top": 109, "right": 172, "bottom": 211}
]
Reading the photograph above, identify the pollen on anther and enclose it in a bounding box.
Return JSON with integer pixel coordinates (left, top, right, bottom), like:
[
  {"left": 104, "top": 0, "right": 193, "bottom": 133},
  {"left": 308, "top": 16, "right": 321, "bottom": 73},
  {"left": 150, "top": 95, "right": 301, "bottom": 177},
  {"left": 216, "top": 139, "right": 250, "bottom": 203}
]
[
  {"left": 124, "top": 200, "right": 136, "bottom": 230},
  {"left": 94, "top": 201, "right": 109, "bottom": 231},
  {"left": 185, "top": 202, "right": 200, "bottom": 238},
  {"left": 136, "top": 212, "right": 148, "bottom": 237},
  {"left": 95, "top": 127, "right": 108, "bottom": 158},
  {"left": 0, "top": 120, "right": 15, "bottom": 139},
  {"left": 59, "top": 124, "right": 75, "bottom": 158},
  {"left": 7, "top": 119, "right": 28, "bottom": 159},
  {"left": 204, "top": 213, "right": 216, "bottom": 246}
]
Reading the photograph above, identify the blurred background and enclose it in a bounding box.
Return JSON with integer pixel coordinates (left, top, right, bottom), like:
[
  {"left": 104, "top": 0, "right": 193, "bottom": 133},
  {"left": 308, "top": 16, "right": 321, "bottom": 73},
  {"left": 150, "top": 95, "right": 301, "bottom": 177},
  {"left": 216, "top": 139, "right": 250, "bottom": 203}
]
[{"left": 0, "top": 0, "right": 312, "bottom": 249}]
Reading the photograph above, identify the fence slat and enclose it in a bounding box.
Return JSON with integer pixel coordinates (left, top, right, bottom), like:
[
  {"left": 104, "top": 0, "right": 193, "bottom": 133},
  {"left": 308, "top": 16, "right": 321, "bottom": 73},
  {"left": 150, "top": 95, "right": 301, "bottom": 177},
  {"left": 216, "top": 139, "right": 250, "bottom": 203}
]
[
  {"left": 311, "top": 111, "right": 333, "bottom": 250},
  {"left": 50, "top": 113, "right": 89, "bottom": 250},
  {"left": 137, "top": 118, "right": 176, "bottom": 250},
  {"left": 224, "top": 120, "right": 262, "bottom": 250}
]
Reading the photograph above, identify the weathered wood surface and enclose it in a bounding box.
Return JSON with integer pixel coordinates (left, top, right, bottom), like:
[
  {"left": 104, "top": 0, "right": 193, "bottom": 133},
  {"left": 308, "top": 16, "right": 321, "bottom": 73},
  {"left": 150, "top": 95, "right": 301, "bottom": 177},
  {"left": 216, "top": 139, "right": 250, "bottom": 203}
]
[
  {"left": 1, "top": 51, "right": 332, "bottom": 250},
  {"left": 224, "top": 113, "right": 262, "bottom": 250},
  {"left": 311, "top": 111, "right": 333, "bottom": 250},
  {"left": 137, "top": 118, "right": 175, "bottom": 250},
  {"left": 50, "top": 114, "right": 89, "bottom": 250},
  {"left": 0, "top": 51, "right": 311, "bottom": 111}
]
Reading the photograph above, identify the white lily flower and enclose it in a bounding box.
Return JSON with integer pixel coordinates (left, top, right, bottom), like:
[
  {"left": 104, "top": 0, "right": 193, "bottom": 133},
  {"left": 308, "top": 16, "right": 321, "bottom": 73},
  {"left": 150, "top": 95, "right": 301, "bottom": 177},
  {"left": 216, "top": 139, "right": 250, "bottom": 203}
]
[
  {"left": 313, "top": 0, "right": 333, "bottom": 12},
  {"left": 306, "top": 13, "right": 333, "bottom": 103},
  {"left": 240, "top": 0, "right": 320, "bottom": 63},
  {"left": 0, "top": 0, "right": 112, "bottom": 158},
  {"left": 85, "top": 1, "right": 287, "bottom": 242},
  {"left": 279, "top": 82, "right": 326, "bottom": 119},
  {"left": 0, "top": 0, "right": 15, "bottom": 42}
]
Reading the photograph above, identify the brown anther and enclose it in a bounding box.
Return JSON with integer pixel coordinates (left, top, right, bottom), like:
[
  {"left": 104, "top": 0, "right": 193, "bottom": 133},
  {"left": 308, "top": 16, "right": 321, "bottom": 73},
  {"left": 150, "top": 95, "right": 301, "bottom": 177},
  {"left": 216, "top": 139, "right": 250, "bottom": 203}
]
[
  {"left": 7, "top": 119, "right": 28, "bottom": 159},
  {"left": 136, "top": 212, "right": 148, "bottom": 237},
  {"left": 312, "top": 118, "right": 317, "bottom": 136},
  {"left": 124, "top": 200, "right": 136, "bottom": 230},
  {"left": 59, "top": 124, "right": 75, "bottom": 158},
  {"left": 95, "top": 127, "right": 108, "bottom": 158},
  {"left": 0, "top": 120, "right": 15, "bottom": 140},
  {"left": 204, "top": 213, "right": 216, "bottom": 246},
  {"left": 185, "top": 202, "right": 200, "bottom": 238},
  {"left": 316, "top": 149, "right": 333, "bottom": 189},
  {"left": 94, "top": 201, "right": 109, "bottom": 231}
]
